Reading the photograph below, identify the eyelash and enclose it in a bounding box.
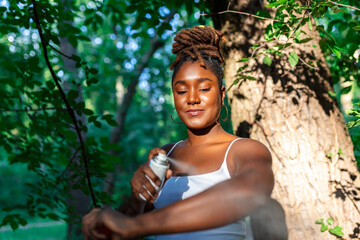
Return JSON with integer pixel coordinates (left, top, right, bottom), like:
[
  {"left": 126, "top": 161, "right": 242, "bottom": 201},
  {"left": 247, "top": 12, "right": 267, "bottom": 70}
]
[{"left": 177, "top": 88, "right": 210, "bottom": 95}]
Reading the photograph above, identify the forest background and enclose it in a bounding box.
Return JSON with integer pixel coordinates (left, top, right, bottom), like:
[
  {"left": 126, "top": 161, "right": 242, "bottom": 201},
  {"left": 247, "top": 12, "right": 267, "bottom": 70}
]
[{"left": 0, "top": 0, "right": 359, "bottom": 239}]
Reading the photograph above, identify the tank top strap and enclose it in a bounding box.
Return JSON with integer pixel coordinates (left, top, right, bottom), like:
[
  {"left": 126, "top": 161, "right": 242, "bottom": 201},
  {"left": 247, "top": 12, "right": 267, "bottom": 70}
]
[
  {"left": 166, "top": 140, "right": 183, "bottom": 156},
  {"left": 220, "top": 138, "right": 242, "bottom": 178}
]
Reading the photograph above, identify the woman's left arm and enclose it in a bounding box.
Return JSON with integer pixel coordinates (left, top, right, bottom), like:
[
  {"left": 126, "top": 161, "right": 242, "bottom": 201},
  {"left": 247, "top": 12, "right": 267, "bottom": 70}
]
[{"left": 84, "top": 139, "right": 274, "bottom": 239}]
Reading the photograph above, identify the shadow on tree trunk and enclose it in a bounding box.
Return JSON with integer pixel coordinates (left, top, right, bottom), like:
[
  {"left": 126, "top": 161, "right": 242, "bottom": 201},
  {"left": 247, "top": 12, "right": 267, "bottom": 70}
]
[{"left": 250, "top": 198, "right": 288, "bottom": 240}]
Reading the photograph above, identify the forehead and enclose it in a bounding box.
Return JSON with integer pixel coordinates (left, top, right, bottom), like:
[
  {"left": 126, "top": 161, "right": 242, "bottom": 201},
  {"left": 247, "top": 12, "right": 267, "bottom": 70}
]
[{"left": 173, "top": 61, "right": 218, "bottom": 83}]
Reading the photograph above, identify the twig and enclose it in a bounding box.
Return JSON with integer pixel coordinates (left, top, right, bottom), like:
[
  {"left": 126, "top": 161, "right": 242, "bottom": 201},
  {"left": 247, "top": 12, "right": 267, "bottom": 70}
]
[
  {"left": 48, "top": 43, "right": 75, "bottom": 60},
  {"left": 298, "top": 55, "right": 319, "bottom": 70},
  {"left": 0, "top": 107, "right": 67, "bottom": 113},
  {"left": 285, "top": 11, "right": 306, "bottom": 45},
  {"left": 328, "top": 0, "right": 360, "bottom": 12},
  {"left": 51, "top": 147, "right": 81, "bottom": 196},
  {"left": 201, "top": 10, "right": 285, "bottom": 23},
  {"left": 31, "top": 0, "right": 98, "bottom": 208}
]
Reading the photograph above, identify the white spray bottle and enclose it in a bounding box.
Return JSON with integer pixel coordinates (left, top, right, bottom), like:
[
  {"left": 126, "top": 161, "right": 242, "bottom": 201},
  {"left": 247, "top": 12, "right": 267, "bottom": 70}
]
[{"left": 139, "top": 153, "right": 169, "bottom": 201}]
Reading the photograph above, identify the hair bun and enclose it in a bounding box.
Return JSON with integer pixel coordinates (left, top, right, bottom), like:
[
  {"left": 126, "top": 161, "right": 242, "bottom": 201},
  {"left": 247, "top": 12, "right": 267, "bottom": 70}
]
[{"left": 170, "top": 26, "right": 226, "bottom": 70}]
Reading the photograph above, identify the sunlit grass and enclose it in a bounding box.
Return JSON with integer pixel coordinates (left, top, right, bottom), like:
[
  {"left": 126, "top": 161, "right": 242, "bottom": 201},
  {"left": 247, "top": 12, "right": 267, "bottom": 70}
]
[{"left": 0, "top": 221, "right": 66, "bottom": 240}]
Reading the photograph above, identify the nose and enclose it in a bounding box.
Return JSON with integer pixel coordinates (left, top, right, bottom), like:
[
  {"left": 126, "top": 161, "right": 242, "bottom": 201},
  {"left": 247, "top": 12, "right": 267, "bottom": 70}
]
[{"left": 187, "top": 88, "right": 200, "bottom": 105}]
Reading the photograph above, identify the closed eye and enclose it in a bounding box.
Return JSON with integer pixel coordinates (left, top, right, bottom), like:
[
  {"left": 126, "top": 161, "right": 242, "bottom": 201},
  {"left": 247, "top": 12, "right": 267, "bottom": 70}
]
[
  {"left": 200, "top": 88, "right": 210, "bottom": 92},
  {"left": 177, "top": 91, "right": 187, "bottom": 95}
]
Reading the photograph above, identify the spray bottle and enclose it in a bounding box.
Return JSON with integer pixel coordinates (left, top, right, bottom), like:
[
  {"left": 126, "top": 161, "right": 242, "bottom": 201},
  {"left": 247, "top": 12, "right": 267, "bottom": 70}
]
[{"left": 139, "top": 153, "right": 169, "bottom": 201}]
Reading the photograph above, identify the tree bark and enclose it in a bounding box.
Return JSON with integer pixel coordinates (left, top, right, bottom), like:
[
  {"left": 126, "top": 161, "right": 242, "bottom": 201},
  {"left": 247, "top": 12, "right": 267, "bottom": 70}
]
[
  {"left": 212, "top": 0, "right": 360, "bottom": 239},
  {"left": 58, "top": 1, "right": 90, "bottom": 238}
]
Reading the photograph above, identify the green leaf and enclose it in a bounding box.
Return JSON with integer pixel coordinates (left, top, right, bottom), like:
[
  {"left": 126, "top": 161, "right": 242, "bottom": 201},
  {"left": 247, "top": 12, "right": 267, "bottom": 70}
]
[
  {"left": 315, "top": 218, "right": 324, "bottom": 224},
  {"left": 47, "top": 213, "right": 59, "bottom": 220},
  {"left": 237, "top": 64, "right": 249, "bottom": 72},
  {"left": 340, "top": 85, "right": 352, "bottom": 95},
  {"left": 88, "top": 115, "right": 98, "bottom": 123},
  {"left": 326, "top": 218, "right": 333, "bottom": 225},
  {"left": 265, "top": 0, "right": 288, "bottom": 8},
  {"left": 250, "top": 44, "right": 260, "bottom": 49},
  {"left": 89, "top": 68, "right": 99, "bottom": 74},
  {"left": 294, "top": 29, "right": 301, "bottom": 41},
  {"left": 328, "top": 91, "right": 336, "bottom": 98},
  {"left": 296, "top": 38, "right": 313, "bottom": 44},
  {"left": 105, "top": 118, "right": 118, "bottom": 126},
  {"left": 46, "top": 81, "right": 55, "bottom": 90},
  {"left": 320, "top": 223, "right": 328, "bottom": 232},
  {"left": 338, "top": 148, "right": 344, "bottom": 155},
  {"left": 10, "top": 220, "right": 19, "bottom": 231},
  {"left": 326, "top": 152, "right": 333, "bottom": 159},
  {"left": 63, "top": 130, "right": 77, "bottom": 141},
  {"left": 18, "top": 217, "right": 27, "bottom": 226},
  {"left": 288, "top": 51, "right": 299, "bottom": 68},
  {"left": 329, "top": 226, "right": 344, "bottom": 237},
  {"left": 345, "top": 109, "right": 360, "bottom": 117},
  {"left": 246, "top": 76, "right": 257, "bottom": 80},
  {"left": 237, "top": 58, "right": 250, "bottom": 62},
  {"left": 94, "top": 121, "right": 102, "bottom": 128},
  {"left": 264, "top": 55, "right": 272, "bottom": 66},
  {"left": 308, "top": 19, "right": 313, "bottom": 31},
  {"left": 346, "top": 119, "right": 360, "bottom": 129},
  {"left": 353, "top": 26, "right": 360, "bottom": 31},
  {"left": 264, "top": 24, "right": 273, "bottom": 41},
  {"left": 266, "top": 48, "right": 276, "bottom": 53},
  {"left": 255, "top": 10, "right": 271, "bottom": 20},
  {"left": 71, "top": 54, "right": 81, "bottom": 62},
  {"left": 83, "top": 108, "right": 94, "bottom": 115}
]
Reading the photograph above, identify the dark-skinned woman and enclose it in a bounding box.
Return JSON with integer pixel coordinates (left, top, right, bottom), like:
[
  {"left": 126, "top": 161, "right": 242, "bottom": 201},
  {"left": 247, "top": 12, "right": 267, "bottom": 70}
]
[{"left": 82, "top": 26, "right": 274, "bottom": 240}]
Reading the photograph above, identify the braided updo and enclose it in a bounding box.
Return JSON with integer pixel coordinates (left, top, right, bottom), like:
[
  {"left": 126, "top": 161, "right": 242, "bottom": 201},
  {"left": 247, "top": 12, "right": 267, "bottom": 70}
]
[{"left": 170, "top": 26, "right": 227, "bottom": 90}]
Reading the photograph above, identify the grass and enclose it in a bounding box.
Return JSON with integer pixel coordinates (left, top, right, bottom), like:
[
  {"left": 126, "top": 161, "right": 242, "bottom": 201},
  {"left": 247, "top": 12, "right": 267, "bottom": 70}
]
[{"left": 0, "top": 221, "right": 66, "bottom": 240}]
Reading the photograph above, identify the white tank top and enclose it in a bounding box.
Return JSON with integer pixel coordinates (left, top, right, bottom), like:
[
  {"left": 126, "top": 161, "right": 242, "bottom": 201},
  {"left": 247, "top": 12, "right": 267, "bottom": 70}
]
[{"left": 154, "top": 138, "right": 253, "bottom": 240}]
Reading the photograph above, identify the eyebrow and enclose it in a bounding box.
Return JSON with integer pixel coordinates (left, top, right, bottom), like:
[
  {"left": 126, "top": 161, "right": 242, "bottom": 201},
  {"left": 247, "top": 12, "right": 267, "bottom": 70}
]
[{"left": 173, "top": 78, "right": 213, "bottom": 86}]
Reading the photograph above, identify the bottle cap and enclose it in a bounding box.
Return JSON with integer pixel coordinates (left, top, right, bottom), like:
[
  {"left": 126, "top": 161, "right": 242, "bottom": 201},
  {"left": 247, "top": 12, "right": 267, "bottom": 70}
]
[{"left": 153, "top": 153, "right": 168, "bottom": 165}]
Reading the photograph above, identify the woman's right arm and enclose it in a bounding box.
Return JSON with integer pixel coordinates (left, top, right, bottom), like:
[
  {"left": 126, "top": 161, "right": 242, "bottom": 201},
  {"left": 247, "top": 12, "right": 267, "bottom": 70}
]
[{"left": 117, "top": 145, "right": 174, "bottom": 216}]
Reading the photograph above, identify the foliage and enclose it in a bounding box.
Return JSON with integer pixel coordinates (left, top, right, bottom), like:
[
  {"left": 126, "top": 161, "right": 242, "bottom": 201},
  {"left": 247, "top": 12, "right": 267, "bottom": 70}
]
[
  {"left": 0, "top": 0, "right": 208, "bottom": 234},
  {"left": 315, "top": 217, "right": 345, "bottom": 238},
  {"left": 228, "top": 0, "right": 360, "bottom": 167},
  {"left": 0, "top": 0, "right": 359, "bottom": 238}
]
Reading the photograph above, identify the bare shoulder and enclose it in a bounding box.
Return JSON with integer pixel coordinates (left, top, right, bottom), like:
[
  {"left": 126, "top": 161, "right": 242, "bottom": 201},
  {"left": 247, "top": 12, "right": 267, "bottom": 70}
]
[
  {"left": 161, "top": 142, "right": 177, "bottom": 155},
  {"left": 230, "top": 138, "right": 272, "bottom": 174}
]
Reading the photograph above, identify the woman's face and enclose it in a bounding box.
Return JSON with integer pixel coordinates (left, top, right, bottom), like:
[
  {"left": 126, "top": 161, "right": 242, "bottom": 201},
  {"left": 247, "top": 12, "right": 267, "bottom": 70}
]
[{"left": 172, "top": 61, "right": 225, "bottom": 130}]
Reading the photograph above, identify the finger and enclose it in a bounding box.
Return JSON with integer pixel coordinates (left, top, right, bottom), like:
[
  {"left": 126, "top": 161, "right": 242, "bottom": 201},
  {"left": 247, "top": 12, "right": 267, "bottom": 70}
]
[
  {"left": 138, "top": 186, "right": 154, "bottom": 202},
  {"left": 90, "top": 228, "right": 107, "bottom": 240},
  {"left": 142, "top": 165, "right": 161, "bottom": 186},
  {"left": 147, "top": 148, "right": 166, "bottom": 162},
  {"left": 166, "top": 169, "right": 173, "bottom": 179},
  {"left": 143, "top": 175, "right": 158, "bottom": 193}
]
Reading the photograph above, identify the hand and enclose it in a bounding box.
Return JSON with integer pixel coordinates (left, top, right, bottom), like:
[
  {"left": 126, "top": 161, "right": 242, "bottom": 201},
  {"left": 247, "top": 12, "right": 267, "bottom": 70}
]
[
  {"left": 82, "top": 207, "right": 133, "bottom": 240},
  {"left": 130, "top": 148, "right": 172, "bottom": 204},
  {"left": 82, "top": 208, "right": 109, "bottom": 240}
]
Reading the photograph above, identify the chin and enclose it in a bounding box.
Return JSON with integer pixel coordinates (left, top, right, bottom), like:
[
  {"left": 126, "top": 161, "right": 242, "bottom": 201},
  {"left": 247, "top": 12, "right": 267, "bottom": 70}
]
[{"left": 184, "top": 120, "right": 217, "bottom": 130}]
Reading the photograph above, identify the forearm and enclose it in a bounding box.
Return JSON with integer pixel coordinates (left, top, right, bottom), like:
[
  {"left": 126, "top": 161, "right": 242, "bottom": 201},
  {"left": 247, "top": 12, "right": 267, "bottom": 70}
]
[
  {"left": 126, "top": 177, "right": 269, "bottom": 238},
  {"left": 117, "top": 192, "right": 151, "bottom": 216}
]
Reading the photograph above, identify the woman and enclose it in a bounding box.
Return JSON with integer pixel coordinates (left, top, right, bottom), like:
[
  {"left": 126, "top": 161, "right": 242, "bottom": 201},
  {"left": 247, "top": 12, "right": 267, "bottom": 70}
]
[{"left": 82, "top": 26, "right": 274, "bottom": 240}]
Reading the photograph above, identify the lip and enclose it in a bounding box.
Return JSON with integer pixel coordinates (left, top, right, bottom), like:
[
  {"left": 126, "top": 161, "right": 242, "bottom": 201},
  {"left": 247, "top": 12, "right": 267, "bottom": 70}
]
[{"left": 186, "top": 109, "right": 204, "bottom": 116}]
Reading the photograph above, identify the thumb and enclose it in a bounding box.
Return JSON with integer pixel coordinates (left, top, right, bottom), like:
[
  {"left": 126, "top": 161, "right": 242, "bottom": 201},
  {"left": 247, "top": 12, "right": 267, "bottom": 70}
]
[{"left": 166, "top": 169, "right": 173, "bottom": 179}]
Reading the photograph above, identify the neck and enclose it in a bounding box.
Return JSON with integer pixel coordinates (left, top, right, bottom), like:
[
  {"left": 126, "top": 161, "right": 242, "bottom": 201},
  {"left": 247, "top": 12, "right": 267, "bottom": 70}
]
[{"left": 186, "top": 122, "right": 226, "bottom": 146}]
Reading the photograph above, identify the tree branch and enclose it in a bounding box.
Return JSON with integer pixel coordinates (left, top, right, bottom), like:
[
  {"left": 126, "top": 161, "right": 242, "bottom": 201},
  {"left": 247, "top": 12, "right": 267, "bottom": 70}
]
[
  {"left": 0, "top": 107, "right": 67, "bottom": 113},
  {"left": 31, "top": 0, "right": 98, "bottom": 208},
  {"left": 327, "top": 0, "right": 360, "bottom": 12},
  {"left": 201, "top": 10, "right": 285, "bottom": 23}
]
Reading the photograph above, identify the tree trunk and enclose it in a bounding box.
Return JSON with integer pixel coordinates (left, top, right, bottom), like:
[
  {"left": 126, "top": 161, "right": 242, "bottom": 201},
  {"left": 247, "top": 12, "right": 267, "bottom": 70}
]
[
  {"left": 212, "top": 0, "right": 360, "bottom": 239},
  {"left": 58, "top": 1, "right": 90, "bottom": 238},
  {"left": 103, "top": 11, "right": 175, "bottom": 196}
]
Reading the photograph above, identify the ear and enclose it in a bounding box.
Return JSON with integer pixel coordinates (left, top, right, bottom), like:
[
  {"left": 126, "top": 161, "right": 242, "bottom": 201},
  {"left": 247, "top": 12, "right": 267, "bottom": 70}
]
[{"left": 221, "top": 86, "right": 226, "bottom": 106}]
